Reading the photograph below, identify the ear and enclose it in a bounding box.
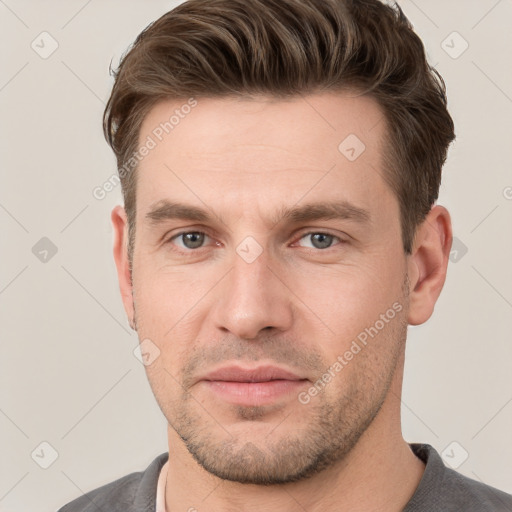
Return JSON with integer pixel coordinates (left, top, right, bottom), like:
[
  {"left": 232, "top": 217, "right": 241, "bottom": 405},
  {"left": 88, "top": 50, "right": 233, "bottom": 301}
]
[
  {"left": 407, "top": 205, "right": 452, "bottom": 325},
  {"left": 111, "top": 205, "right": 135, "bottom": 329}
]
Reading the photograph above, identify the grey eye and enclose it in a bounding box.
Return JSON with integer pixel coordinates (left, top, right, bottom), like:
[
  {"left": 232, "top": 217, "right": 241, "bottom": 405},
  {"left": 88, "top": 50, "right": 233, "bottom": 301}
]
[
  {"left": 299, "top": 233, "right": 336, "bottom": 249},
  {"left": 178, "top": 232, "right": 206, "bottom": 249}
]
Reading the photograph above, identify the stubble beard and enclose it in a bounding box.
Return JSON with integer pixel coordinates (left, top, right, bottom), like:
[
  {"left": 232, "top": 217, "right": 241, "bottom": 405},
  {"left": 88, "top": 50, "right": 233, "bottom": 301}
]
[{"left": 135, "top": 276, "right": 410, "bottom": 485}]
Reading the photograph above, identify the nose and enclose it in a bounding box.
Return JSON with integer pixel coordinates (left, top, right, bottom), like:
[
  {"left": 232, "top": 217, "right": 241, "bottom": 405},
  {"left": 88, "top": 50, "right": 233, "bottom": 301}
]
[{"left": 210, "top": 248, "right": 294, "bottom": 340}]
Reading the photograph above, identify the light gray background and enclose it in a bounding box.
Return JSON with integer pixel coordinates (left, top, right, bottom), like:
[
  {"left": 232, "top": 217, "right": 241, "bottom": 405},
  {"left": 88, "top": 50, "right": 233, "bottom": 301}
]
[{"left": 1, "top": 1, "right": 511, "bottom": 510}]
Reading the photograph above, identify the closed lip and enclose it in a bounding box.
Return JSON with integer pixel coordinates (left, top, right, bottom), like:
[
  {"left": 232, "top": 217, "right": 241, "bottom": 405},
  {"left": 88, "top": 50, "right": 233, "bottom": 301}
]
[{"left": 200, "top": 365, "right": 307, "bottom": 383}]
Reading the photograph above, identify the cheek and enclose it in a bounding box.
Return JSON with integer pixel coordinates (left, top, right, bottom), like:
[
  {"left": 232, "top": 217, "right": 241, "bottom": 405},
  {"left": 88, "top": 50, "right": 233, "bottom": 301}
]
[
  {"left": 321, "top": 295, "right": 407, "bottom": 398},
  {"left": 131, "top": 267, "right": 208, "bottom": 373},
  {"left": 132, "top": 263, "right": 203, "bottom": 327},
  {"left": 289, "top": 256, "right": 403, "bottom": 343}
]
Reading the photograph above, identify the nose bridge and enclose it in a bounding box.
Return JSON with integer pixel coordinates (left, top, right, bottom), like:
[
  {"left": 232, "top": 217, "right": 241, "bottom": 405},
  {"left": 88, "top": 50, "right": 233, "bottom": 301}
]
[{"left": 211, "top": 241, "right": 293, "bottom": 340}]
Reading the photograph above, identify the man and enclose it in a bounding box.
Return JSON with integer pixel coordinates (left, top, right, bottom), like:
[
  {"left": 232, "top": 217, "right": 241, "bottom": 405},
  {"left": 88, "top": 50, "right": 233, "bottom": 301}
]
[{"left": 59, "top": 0, "right": 512, "bottom": 510}]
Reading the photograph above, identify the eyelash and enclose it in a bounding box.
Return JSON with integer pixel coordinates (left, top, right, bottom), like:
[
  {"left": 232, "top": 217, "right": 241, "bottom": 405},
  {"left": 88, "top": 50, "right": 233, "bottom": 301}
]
[{"left": 165, "top": 229, "right": 346, "bottom": 254}]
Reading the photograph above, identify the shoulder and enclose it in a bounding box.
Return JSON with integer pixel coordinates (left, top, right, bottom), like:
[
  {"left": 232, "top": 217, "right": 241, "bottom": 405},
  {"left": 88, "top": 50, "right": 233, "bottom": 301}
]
[
  {"left": 407, "top": 444, "right": 512, "bottom": 512},
  {"left": 57, "top": 472, "right": 140, "bottom": 512},
  {"left": 57, "top": 453, "right": 168, "bottom": 512},
  {"left": 440, "top": 465, "right": 512, "bottom": 511}
]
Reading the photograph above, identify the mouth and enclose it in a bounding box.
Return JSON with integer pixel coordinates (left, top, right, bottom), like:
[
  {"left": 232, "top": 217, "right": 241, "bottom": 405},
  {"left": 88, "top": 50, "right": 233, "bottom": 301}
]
[{"left": 199, "top": 365, "right": 309, "bottom": 407}]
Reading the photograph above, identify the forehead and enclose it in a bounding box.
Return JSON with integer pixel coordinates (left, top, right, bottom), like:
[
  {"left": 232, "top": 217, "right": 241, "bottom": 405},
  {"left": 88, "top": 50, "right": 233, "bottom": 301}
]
[
  {"left": 139, "top": 91, "right": 385, "bottom": 164},
  {"left": 135, "top": 92, "right": 394, "bottom": 224}
]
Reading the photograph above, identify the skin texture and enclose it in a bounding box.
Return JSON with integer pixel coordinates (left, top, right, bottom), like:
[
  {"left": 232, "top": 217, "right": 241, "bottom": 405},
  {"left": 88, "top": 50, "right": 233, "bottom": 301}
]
[{"left": 112, "top": 92, "right": 452, "bottom": 511}]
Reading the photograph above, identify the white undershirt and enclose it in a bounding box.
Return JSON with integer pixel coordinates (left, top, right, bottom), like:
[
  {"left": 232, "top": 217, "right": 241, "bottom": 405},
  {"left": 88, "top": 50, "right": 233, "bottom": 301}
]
[{"left": 155, "top": 460, "right": 169, "bottom": 512}]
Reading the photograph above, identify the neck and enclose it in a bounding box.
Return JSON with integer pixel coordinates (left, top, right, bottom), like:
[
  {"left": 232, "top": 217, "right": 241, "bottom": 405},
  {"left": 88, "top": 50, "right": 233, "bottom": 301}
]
[{"left": 164, "top": 354, "right": 425, "bottom": 512}]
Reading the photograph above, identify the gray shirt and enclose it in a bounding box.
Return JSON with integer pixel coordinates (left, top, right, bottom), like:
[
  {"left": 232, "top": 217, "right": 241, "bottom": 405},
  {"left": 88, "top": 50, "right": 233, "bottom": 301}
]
[{"left": 58, "top": 443, "right": 512, "bottom": 511}]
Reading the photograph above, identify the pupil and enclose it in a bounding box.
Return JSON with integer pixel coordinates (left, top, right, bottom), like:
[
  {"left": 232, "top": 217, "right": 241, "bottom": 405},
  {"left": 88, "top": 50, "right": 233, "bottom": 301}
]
[
  {"left": 184, "top": 232, "right": 204, "bottom": 249},
  {"left": 312, "top": 233, "right": 332, "bottom": 249}
]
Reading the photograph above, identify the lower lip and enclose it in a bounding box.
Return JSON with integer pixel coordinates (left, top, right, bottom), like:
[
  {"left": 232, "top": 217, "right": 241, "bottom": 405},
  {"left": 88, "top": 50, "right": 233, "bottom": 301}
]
[{"left": 203, "top": 379, "right": 308, "bottom": 406}]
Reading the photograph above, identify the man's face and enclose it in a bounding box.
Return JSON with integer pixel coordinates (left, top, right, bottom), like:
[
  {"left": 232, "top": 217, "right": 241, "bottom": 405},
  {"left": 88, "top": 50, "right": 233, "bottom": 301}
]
[{"left": 122, "top": 92, "right": 412, "bottom": 483}]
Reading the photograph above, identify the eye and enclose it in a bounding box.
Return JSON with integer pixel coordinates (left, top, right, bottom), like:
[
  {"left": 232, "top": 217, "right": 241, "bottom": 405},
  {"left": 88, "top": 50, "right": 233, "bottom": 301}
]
[
  {"left": 296, "top": 232, "right": 343, "bottom": 250},
  {"left": 169, "top": 231, "right": 210, "bottom": 251},
  {"left": 165, "top": 230, "right": 345, "bottom": 254}
]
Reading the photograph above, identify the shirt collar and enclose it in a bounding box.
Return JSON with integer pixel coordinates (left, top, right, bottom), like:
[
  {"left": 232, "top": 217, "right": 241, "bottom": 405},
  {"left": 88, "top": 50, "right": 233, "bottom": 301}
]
[{"left": 155, "top": 460, "right": 169, "bottom": 512}]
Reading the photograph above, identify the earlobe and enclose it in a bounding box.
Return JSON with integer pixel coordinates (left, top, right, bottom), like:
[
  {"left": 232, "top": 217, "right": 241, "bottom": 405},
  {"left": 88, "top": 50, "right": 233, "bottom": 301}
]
[
  {"left": 111, "top": 205, "right": 135, "bottom": 329},
  {"left": 407, "top": 205, "right": 452, "bottom": 326}
]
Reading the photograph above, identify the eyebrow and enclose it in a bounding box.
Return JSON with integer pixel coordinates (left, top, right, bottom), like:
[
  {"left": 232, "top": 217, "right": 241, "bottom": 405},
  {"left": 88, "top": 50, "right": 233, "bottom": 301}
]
[{"left": 145, "top": 199, "right": 371, "bottom": 229}]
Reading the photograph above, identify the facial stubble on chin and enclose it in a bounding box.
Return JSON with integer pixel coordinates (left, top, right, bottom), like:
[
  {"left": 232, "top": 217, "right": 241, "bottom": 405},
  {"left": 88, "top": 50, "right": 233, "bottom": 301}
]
[{"left": 134, "top": 274, "right": 411, "bottom": 485}]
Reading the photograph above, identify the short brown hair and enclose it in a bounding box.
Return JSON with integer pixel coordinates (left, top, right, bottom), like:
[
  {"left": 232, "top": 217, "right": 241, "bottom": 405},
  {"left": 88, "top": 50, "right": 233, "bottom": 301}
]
[{"left": 103, "top": 0, "right": 455, "bottom": 258}]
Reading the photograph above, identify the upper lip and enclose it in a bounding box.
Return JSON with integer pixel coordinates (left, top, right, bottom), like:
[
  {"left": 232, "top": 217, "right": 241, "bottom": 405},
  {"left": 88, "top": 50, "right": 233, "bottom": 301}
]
[{"left": 200, "top": 365, "right": 306, "bottom": 383}]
